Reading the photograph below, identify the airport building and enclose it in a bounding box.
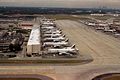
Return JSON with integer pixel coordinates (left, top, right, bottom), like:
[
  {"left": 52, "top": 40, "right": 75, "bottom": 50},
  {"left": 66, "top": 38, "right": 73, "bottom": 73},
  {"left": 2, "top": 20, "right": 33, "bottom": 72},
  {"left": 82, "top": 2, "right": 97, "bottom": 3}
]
[
  {"left": 26, "top": 19, "right": 78, "bottom": 57},
  {"left": 27, "top": 24, "right": 41, "bottom": 56}
]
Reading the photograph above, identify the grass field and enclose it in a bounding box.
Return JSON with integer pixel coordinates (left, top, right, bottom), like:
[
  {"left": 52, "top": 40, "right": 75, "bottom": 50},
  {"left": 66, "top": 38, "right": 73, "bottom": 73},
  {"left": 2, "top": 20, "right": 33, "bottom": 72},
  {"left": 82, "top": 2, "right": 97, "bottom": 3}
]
[
  {"left": 0, "top": 57, "right": 92, "bottom": 64},
  {"left": 44, "top": 14, "right": 80, "bottom": 20}
]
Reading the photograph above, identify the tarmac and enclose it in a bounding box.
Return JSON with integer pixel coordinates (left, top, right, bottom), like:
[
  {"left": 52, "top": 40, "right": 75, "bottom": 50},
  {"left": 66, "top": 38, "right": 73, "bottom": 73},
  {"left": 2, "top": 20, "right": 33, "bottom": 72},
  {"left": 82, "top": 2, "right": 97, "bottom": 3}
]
[{"left": 0, "top": 20, "right": 120, "bottom": 80}]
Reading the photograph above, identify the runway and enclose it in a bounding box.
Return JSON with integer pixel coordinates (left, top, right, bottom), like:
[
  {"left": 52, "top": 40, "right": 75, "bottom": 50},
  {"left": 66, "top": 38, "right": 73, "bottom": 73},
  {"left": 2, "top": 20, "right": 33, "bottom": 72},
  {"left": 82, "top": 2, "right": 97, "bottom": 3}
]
[{"left": 0, "top": 20, "right": 120, "bottom": 80}]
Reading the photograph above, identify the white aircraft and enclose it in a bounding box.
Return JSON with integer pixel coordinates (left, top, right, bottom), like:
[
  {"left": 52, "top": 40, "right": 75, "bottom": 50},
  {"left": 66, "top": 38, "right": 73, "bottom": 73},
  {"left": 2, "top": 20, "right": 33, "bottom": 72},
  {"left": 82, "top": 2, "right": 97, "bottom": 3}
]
[
  {"left": 43, "top": 36, "right": 65, "bottom": 41},
  {"left": 42, "top": 21, "right": 54, "bottom": 26},
  {"left": 104, "top": 29, "right": 116, "bottom": 32},
  {"left": 43, "top": 34, "right": 65, "bottom": 38},
  {"left": 47, "top": 44, "right": 78, "bottom": 53},
  {"left": 43, "top": 30, "right": 62, "bottom": 34},
  {"left": 95, "top": 27, "right": 104, "bottom": 30},
  {"left": 43, "top": 37, "right": 69, "bottom": 42},
  {"left": 41, "top": 26, "right": 55, "bottom": 29},
  {"left": 43, "top": 33, "right": 62, "bottom": 37},
  {"left": 42, "top": 28, "right": 61, "bottom": 32},
  {"left": 43, "top": 42, "right": 68, "bottom": 47}
]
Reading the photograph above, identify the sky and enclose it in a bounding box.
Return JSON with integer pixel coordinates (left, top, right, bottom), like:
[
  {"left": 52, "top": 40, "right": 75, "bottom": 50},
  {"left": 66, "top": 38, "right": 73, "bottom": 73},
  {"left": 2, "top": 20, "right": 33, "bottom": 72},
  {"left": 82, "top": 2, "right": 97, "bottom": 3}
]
[{"left": 0, "top": 0, "right": 120, "bottom": 8}]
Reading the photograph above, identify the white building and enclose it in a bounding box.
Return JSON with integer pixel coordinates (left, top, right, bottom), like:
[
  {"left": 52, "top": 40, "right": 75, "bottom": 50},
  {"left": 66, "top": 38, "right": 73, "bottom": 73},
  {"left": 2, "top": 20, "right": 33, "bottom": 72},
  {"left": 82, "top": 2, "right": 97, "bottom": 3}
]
[{"left": 27, "top": 24, "right": 41, "bottom": 56}]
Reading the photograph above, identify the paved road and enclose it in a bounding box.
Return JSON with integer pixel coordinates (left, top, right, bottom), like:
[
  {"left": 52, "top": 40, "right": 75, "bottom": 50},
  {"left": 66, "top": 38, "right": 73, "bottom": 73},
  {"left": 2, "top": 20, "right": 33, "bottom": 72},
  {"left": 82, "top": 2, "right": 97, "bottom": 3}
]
[{"left": 0, "top": 20, "right": 120, "bottom": 80}]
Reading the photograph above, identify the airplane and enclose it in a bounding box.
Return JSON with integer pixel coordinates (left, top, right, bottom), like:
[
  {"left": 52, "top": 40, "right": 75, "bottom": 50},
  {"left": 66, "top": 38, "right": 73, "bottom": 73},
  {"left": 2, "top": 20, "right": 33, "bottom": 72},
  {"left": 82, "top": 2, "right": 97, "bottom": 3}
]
[
  {"left": 42, "top": 21, "right": 54, "bottom": 26},
  {"left": 43, "top": 34, "right": 65, "bottom": 38},
  {"left": 114, "top": 33, "right": 120, "bottom": 37},
  {"left": 43, "top": 39, "right": 69, "bottom": 47},
  {"left": 41, "top": 26, "right": 55, "bottom": 29},
  {"left": 41, "top": 28, "right": 61, "bottom": 32},
  {"left": 43, "top": 35, "right": 65, "bottom": 41},
  {"left": 104, "top": 29, "right": 116, "bottom": 33},
  {"left": 47, "top": 44, "right": 78, "bottom": 53},
  {"left": 114, "top": 33, "right": 120, "bottom": 36},
  {"left": 42, "top": 30, "right": 62, "bottom": 34},
  {"left": 43, "top": 37, "right": 69, "bottom": 42},
  {"left": 43, "top": 35, "right": 61, "bottom": 38},
  {"left": 43, "top": 33, "right": 62, "bottom": 37},
  {"left": 58, "top": 51, "right": 77, "bottom": 57},
  {"left": 44, "top": 38, "right": 68, "bottom": 42},
  {"left": 95, "top": 27, "right": 104, "bottom": 30}
]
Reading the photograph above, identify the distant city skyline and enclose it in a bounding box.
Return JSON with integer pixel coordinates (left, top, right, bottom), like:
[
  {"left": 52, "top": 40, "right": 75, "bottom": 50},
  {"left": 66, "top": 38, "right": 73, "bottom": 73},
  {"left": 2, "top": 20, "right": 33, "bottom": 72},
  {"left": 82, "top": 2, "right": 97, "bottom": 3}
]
[{"left": 0, "top": 0, "right": 120, "bottom": 9}]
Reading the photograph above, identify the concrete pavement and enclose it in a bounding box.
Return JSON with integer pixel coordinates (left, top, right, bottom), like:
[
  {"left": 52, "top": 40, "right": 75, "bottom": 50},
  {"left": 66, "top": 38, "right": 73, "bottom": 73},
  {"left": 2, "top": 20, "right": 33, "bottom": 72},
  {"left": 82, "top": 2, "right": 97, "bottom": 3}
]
[{"left": 0, "top": 20, "right": 120, "bottom": 80}]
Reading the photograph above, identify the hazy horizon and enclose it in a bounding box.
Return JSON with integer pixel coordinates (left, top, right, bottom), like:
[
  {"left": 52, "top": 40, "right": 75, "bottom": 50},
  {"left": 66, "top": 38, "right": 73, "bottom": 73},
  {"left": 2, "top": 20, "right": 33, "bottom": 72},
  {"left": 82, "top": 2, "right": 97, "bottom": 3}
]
[{"left": 0, "top": 0, "right": 120, "bottom": 9}]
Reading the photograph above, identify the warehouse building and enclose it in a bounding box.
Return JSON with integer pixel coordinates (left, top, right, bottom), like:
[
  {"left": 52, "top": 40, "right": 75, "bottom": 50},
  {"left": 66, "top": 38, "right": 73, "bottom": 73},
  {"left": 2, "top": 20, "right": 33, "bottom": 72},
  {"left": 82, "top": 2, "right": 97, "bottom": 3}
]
[{"left": 27, "top": 24, "right": 41, "bottom": 56}]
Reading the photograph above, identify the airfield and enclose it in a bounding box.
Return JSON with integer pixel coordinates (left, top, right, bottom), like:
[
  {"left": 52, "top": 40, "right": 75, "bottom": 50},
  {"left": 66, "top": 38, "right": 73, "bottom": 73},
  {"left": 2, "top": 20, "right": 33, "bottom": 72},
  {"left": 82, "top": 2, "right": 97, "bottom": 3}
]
[{"left": 0, "top": 14, "right": 120, "bottom": 80}]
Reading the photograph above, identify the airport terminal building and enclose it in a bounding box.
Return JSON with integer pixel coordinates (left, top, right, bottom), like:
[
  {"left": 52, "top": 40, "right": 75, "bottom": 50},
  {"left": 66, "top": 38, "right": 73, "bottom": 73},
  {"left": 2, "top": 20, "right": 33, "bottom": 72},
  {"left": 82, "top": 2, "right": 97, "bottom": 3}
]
[{"left": 27, "top": 24, "right": 41, "bottom": 56}]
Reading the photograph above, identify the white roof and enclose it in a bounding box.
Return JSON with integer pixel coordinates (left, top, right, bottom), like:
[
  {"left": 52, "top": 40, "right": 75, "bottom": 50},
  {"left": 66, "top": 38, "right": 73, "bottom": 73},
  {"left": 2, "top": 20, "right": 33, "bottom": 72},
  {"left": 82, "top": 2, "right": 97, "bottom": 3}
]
[
  {"left": 27, "top": 24, "right": 40, "bottom": 45},
  {"left": 88, "top": 23, "right": 96, "bottom": 26},
  {"left": 43, "top": 21, "right": 54, "bottom": 25},
  {"left": 98, "top": 23, "right": 108, "bottom": 26}
]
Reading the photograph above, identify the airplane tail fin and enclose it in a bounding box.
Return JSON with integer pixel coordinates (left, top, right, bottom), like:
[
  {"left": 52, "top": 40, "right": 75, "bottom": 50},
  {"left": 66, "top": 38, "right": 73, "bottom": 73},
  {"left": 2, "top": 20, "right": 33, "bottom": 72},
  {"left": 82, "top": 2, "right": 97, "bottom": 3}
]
[
  {"left": 60, "top": 31, "right": 62, "bottom": 34},
  {"left": 71, "top": 44, "right": 75, "bottom": 48},
  {"left": 63, "top": 35, "right": 65, "bottom": 37},
  {"left": 65, "top": 38, "right": 69, "bottom": 42},
  {"left": 58, "top": 28, "right": 62, "bottom": 31}
]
